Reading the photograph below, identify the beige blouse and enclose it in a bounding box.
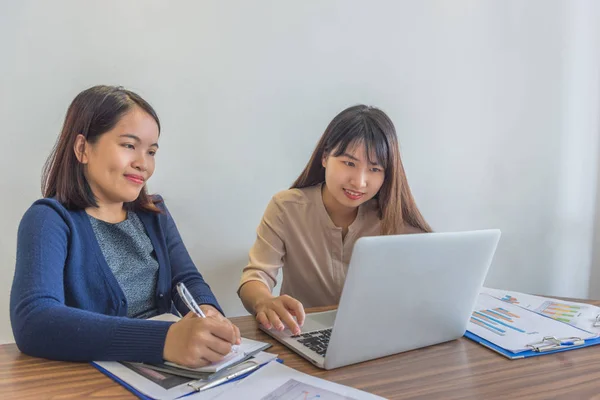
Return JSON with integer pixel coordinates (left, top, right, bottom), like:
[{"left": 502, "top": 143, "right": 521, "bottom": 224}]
[{"left": 240, "top": 183, "right": 411, "bottom": 308}]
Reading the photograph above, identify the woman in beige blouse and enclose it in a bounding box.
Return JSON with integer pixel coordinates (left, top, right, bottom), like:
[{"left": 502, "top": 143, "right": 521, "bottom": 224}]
[{"left": 238, "top": 105, "right": 431, "bottom": 335}]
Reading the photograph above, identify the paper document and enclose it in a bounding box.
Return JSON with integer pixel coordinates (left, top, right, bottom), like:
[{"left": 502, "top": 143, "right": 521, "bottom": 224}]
[
  {"left": 187, "top": 361, "right": 385, "bottom": 400},
  {"left": 150, "top": 313, "right": 181, "bottom": 322},
  {"left": 468, "top": 293, "right": 596, "bottom": 353},
  {"left": 261, "top": 379, "right": 360, "bottom": 400},
  {"left": 482, "top": 287, "right": 600, "bottom": 334}
]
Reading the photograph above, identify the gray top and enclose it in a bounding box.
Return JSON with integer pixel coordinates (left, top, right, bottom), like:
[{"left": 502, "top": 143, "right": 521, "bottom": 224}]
[{"left": 88, "top": 212, "right": 159, "bottom": 318}]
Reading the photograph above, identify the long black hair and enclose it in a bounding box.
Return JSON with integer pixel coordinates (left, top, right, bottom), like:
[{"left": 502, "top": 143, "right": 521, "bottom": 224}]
[{"left": 291, "top": 105, "right": 431, "bottom": 234}]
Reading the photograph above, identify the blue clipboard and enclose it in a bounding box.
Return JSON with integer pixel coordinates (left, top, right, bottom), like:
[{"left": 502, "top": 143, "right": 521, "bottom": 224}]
[
  {"left": 464, "top": 331, "right": 600, "bottom": 359},
  {"left": 92, "top": 362, "right": 153, "bottom": 400},
  {"left": 92, "top": 358, "right": 284, "bottom": 400}
]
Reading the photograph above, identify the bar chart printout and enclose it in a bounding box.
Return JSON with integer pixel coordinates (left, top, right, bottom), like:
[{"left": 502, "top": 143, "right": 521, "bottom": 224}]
[
  {"left": 467, "top": 294, "right": 596, "bottom": 353},
  {"left": 500, "top": 294, "right": 519, "bottom": 304},
  {"left": 470, "top": 306, "right": 524, "bottom": 337},
  {"left": 481, "top": 287, "right": 600, "bottom": 334},
  {"left": 536, "top": 301, "right": 582, "bottom": 324}
]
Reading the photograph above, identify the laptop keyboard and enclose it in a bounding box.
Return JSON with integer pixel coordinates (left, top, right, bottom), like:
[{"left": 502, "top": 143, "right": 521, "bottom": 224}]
[{"left": 291, "top": 328, "right": 332, "bottom": 357}]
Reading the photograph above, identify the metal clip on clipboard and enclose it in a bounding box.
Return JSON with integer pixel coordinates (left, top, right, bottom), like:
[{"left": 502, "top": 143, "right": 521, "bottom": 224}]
[
  {"left": 526, "top": 336, "right": 585, "bottom": 352},
  {"left": 594, "top": 315, "right": 600, "bottom": 328}
]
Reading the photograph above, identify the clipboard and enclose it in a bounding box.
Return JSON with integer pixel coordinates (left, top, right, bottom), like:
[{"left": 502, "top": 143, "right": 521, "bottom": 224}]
[
  {"left": 91, "top": 358, "right": 283, "bottom": 399},
  {"left": 465, "top": 292, "right": 600, "bottom": 359},
  {"left": 92, "top": 362, "right": 154, "bottom": 400},
  {"left": 464, "top": 331, "right": 600, "bottom": 359}
]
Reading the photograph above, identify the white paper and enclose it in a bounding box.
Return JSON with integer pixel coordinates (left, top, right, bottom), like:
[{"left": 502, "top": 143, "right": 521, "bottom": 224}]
[
  {"left": 468, "top": 293, "right": 597, "bottom": 353},
  {"left": 261, "top": 379, "right": 361, "bottom": 400},
  {"left": 150, "top": 313, "right": 181, "bottom": 322},
  {"left": 482, "top": 287, "right": 600, "bottom": 334},
  {"left": 190, "top": 361, "right": 385, "bottom": 400}
]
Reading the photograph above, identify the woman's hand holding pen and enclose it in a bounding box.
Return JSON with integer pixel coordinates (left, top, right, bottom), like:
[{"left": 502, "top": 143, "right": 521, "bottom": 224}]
[
  {"left": 163, "top": 312, "right": 238, "bottom": 368},
  {"left": 254, "top": 294, "right": 306, "bottom": 335},
  {"left": 200, "top": 304, "right": 242, "bottom": 345},
  {"left": 169, "top": 281, "right": 240, "bottom": 367}
]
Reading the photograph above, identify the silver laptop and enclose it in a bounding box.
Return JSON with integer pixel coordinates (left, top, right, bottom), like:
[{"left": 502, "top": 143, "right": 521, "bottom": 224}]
[{"left": 260, "top": 229, "right": 501, "bottom": 370}]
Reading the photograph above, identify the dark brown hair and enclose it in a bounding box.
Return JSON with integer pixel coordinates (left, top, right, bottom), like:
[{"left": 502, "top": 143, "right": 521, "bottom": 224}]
[
  {"left": 42, "top": 85, "right": 161, "bottom": 213},
  {"left": 291, "top": 105, "right": 431, "bottom": 235}
]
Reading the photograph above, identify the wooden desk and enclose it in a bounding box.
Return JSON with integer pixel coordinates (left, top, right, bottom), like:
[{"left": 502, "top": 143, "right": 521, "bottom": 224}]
[{"left": 1, "top": 301, "right": 600, "bottom": 399}]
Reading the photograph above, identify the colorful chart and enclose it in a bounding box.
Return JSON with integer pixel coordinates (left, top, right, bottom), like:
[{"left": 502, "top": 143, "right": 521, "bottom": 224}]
[
  {"left": 536, "top": 301, "right": 582, "bottom": 323},
  {"left": 500, "top": 294, "right": 519, "bottom": 304},
  {"left": 470, "top": 307, "right": 524, "bottom": 336}
]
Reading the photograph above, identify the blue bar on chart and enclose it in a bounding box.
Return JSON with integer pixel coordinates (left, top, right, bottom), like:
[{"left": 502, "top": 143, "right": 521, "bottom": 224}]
[{"left": 470, "top": 307, "right": 526, "bottom": 335}]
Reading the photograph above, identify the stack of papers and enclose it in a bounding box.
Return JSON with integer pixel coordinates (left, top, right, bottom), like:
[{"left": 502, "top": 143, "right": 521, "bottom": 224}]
[
  {"left": 481, "top": 287, "right": 600, "bottom": 334},
  {"left": 94, "top": 351, "right": 278, "bottom": 400},
  {"left": 466, "top": 288, "right": 600, "bottom": 358},
  {"left": 468, "top": 293, "right": 596, "bottom": 353}
]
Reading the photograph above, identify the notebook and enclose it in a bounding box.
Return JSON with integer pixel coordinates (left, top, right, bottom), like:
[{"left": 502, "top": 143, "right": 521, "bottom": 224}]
[
  {"left": 137, "top": 352, "right": 278, "bottom": 380},
  {"left": 164, "top": 337, "right": 271, "bottom": 373},
  {"left": 150, "top": 313, "right": 271, "bottom": 373}
]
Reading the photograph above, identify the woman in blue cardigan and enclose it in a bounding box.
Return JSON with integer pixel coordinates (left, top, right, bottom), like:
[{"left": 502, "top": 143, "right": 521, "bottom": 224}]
[{"left": 10, "top": 85, "right": 240, "bottom": 368}]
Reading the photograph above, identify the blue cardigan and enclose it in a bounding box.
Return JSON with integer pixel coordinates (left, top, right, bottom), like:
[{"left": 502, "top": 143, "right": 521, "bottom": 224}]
[{"left": 10, "top": 197, "right": 223, "bottom": 364}]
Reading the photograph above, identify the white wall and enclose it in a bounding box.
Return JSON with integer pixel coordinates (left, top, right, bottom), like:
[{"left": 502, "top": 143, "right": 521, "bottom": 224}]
[{"left": 1, "top": 0, "right": 599, "bottom": 344}]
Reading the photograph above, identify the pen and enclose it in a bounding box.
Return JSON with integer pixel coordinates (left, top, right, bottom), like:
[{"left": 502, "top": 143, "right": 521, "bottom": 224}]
[
  {"left": 176, "top": 281, "right": 240, "bottom": 352},
  {"left": 198, "top": 362, "right": 261, "bottom": 392},
  {"left": 559, "top": 340, "right": 585, "bottom": 346},
  {"left": 176, "top": 282, "right": 207, "bottom": 318}
]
